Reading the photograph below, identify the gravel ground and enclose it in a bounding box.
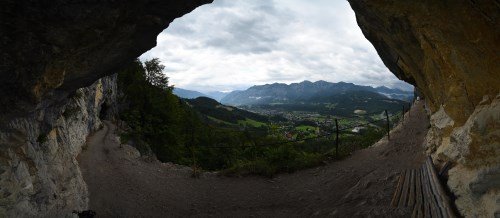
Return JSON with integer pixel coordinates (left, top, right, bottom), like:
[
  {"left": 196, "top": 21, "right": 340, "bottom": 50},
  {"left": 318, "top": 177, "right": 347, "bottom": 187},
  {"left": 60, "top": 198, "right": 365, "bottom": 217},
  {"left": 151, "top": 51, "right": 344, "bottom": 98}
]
[{"left": 78, "top": 101, "right": 429, "bottom": 217}]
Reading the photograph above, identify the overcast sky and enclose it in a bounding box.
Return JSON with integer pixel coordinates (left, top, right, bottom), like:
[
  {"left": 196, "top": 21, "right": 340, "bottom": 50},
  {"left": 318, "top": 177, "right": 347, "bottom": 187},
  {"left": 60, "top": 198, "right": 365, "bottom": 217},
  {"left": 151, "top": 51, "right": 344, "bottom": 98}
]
[{"left": 140, "top": 0, "right": 413, "bottom": 93}]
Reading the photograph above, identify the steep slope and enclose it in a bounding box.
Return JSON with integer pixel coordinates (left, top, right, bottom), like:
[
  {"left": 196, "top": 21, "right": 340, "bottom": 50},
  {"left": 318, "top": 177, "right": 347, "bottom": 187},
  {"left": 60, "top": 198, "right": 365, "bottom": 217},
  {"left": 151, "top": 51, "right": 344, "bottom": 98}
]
[{"left": 348, "top": 1, "right": 500, "bottom": 216}]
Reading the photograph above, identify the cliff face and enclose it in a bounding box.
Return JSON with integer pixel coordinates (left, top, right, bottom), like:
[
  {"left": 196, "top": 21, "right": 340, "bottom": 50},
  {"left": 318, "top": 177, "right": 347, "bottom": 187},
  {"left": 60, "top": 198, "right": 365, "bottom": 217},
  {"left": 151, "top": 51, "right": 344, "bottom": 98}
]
[
  {"left": 0, "top": 75, "right": 118, "bottom": 216},
  {"left": 0, "top": 1, "right": 211, "bottom": 216},
  {"left": 348, "top": 1, "right": 499, "bottom": 217}
]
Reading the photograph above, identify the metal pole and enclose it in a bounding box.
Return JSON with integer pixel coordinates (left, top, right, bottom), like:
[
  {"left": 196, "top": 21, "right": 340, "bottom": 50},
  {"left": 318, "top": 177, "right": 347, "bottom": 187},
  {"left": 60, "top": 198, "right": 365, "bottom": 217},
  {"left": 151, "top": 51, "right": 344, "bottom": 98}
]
[
  {"left": 335, "top": 118, "right": 339, "bottom": 158},
  {"left": 385, "top": 110, "right": 390, "bottom": 140}
]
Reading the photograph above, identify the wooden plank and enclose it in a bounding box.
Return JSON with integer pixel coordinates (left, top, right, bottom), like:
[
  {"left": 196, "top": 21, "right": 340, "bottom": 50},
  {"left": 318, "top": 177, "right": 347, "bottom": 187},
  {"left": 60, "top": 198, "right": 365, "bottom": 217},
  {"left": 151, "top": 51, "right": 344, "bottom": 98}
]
[
  {"left": 426, "top": 157, "right": 455, "bottom": 217},
  {"left": 412, "top": 202, "right": 418, "bottom": 218},
  {"left": 425, "top": 157, "right": 447, "bottom": 218},
  {"left": 413, "top": 203, "right": 424, "bottom": 218},
  {"left": 398, "top": 169, "right": 411, "bottom": 207},
  {"left": 429, "top": 200, "right": 439, "bottom": 218},
  {"left": 391, "top": 171, "right": 405, "bottom": 207},
  {"left": 425, "top": 158, "right": 443, "bottom": 217},
  {"left": 423, "top": 159, "right": 440, "bottom": 218},
  {"left": 424, "top": 202, "right": 431, "bottom": 218},
  {"left": 421, "top": 165, "right": 432, "bottom": 217},
  {"left": 413, "top": 169, "right": 424, "bottom": 218},
  {"left": 394, "top": 158, "right": 456, "bottom": 217},
  {"left": 408, "top": 169, "right": 416, "bottom": 207},
  {"left": 415, "top": 169, "right": 423, "bottom": 209}
]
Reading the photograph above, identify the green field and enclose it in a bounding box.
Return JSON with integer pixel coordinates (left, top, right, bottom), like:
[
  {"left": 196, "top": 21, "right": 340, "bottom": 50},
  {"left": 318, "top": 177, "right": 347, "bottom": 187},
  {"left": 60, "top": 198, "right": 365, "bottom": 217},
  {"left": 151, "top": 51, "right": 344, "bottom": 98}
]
[
  {"left": 238, "top": 118, "right": 267, "bottom": 127},
  {"left": 295, "top": 125, "right": 317, "bottom": 132},
  {"left": 208, "top": 116, "right": 235, "bottom": 126}
]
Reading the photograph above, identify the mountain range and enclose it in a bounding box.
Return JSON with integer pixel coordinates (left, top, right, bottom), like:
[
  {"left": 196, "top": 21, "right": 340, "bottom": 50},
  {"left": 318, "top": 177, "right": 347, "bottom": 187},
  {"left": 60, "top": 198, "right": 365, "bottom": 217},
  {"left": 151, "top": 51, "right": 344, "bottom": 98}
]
[
  {"left": 173, "top": 88, "right": 228, "bottom": 102},
  {"left": 173, "top": 81, "right": 413, "bottom": 104},
  {"left": 220, "top": 80, "right": 413, "bottom": 105}
]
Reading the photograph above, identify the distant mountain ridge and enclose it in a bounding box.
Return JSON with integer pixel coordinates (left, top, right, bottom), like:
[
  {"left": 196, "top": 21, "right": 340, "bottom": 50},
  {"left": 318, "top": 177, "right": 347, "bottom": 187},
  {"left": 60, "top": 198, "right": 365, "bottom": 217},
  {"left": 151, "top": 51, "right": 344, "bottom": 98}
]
[
  {"left": 220, "top": 80, "right": 413, "bottom": 105},
  {"left": 173, "top": 88, "right": 228, "bottom": 101},
  {"left": 173, "top": 88, "right": 207, "bottom": 99}
]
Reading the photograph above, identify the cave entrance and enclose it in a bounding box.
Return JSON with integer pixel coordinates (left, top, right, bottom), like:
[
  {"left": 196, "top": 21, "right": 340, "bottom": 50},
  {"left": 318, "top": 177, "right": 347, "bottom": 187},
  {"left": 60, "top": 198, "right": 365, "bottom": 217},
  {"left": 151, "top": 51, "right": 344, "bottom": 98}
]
[
  {"left": 120, "top": 0, "right": 415, "bottom": 174},
  {"left": 99, "top": 102, "right": 108, "bottom": 120}
]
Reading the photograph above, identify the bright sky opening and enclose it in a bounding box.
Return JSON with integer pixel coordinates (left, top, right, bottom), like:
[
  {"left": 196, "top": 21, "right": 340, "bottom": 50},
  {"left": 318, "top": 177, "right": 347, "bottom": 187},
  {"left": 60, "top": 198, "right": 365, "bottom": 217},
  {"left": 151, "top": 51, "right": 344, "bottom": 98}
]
[{"left": 140, "top": 0, "right": 413, "bottom": 93}]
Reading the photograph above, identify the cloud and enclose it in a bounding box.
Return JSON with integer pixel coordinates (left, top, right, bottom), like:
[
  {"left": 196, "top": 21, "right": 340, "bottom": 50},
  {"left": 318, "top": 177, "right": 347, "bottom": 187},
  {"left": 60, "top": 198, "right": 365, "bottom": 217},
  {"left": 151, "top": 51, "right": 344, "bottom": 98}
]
[{"left": 140, "top": 0, "right": 413, "bottom": 92}]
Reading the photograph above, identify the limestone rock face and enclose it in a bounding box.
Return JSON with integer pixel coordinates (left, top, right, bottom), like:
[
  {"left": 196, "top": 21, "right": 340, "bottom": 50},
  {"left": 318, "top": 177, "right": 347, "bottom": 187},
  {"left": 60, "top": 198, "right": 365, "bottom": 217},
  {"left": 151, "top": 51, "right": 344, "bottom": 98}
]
[
  {"left": 0, "top": 75, "right": 119, "bottom": 217},
  {"left": 348, "top": 1, "right": 499, "bottom": 217},
  {"left": 0, "top": 0, "right": 212, "bottom": 120},
  {"left": 348, "top": 0, "right": 499, "bottom": 124}
]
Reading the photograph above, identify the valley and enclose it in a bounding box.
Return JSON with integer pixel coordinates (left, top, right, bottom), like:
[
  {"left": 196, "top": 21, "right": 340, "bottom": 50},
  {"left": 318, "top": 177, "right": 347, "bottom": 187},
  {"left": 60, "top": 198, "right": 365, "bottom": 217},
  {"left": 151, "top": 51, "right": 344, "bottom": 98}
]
[
  {"left": 170, "top": 81, "right": 410, "bottom": 176},
  {"left": 181, "top": 80, "right": 410, "bottom": 149}
]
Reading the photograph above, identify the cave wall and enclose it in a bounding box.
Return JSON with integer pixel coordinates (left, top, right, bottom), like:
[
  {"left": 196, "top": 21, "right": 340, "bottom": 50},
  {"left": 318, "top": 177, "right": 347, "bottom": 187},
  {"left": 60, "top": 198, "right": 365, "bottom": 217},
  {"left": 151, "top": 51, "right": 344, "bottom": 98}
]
[
  {"left": 0, "top": 75, "right": 118, "bottom": 216},
  {"left": 0, "top": 0, "right": 212, "bottom": 122},
  {"left": 348, "top": 0, "right": 499, "bottom": 217},
  {"left": 0, "top": 0, "right": 212, "bottom": 216}
]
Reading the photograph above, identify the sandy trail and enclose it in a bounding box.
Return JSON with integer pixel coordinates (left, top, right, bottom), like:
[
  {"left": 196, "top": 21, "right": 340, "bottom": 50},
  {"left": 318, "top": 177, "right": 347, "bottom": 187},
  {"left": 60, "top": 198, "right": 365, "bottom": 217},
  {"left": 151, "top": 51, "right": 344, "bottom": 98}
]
[{"left": 78, "top": 101, "right": 428, "bottom": 217}]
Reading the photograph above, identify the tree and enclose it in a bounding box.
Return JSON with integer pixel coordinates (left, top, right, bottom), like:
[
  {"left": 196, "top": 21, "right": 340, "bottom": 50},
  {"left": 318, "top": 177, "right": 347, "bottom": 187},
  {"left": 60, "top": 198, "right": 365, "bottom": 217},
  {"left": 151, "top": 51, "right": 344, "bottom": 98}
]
[{"left": 144, "top": 58, "right": 171, "bottom": 90}]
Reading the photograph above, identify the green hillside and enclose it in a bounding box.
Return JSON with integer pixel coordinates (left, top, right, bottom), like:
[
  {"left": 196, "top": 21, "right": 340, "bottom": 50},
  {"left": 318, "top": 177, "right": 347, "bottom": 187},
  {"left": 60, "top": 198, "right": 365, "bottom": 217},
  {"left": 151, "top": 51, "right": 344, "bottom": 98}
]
[{"left": 184, "top": 97, "right": 276, "bottom": 128}]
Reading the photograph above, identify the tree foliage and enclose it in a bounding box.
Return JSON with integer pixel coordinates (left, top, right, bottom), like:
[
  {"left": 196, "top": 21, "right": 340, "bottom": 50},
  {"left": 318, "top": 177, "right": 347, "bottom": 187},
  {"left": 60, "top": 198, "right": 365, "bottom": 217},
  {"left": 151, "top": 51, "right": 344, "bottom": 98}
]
[{"left": 144, "top": 58, "right": 170, "bottom": 90}]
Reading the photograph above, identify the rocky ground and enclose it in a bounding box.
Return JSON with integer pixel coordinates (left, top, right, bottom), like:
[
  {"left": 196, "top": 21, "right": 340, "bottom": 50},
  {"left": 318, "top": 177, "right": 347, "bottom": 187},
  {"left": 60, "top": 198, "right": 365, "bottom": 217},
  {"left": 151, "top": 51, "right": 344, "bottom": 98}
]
[{"left": 77, "top": 101, "right": 428, "bottom": 217}]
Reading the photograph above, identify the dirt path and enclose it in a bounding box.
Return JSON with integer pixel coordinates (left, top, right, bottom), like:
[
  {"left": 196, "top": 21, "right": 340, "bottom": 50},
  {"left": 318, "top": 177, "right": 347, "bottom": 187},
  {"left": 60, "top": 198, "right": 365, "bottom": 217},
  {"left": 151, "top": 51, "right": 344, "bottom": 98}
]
[{"left": 78, "top": 101, "right": 429, "bottom": 217}]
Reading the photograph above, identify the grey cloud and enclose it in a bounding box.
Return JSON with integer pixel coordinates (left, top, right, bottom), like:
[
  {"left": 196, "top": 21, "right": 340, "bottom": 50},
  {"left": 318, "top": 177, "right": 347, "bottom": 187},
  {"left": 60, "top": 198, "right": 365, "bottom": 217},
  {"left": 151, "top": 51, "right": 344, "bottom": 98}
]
[
  {"left": 167, "top": 24, "right": 195, "bottom": 36},
  {"left": 141, "top": 0, "right": 413, "bottom": 93},
  {"left": 204, "top": 17, "right": 279, "bottom": 54}
]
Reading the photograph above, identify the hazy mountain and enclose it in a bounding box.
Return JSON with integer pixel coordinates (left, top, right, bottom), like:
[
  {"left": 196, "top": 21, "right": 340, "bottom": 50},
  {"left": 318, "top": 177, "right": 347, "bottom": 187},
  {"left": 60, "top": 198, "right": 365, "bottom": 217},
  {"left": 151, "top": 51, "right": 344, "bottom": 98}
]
[
  {"left": 221, "top": 80, "right": 412, "bottom": 105},
  {"left": 205, "top": 91, "right": 229, "bottom": 102},
  {"left": 374, "top": 86, "right": 413, "bottom": 101},
  {"left": 173, "top": 88, "right": 208, "bottom": 99},
  {"left": 173, "top": 88, "right": 230, "bottom": 102}
]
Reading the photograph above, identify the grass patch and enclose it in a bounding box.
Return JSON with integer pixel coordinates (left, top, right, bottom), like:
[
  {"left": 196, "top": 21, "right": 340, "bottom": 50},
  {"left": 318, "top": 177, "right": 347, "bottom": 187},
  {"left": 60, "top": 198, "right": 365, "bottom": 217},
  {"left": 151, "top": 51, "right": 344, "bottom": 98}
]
[
  {"left": 237, "top": 118, "right": 267, "bottom": 128},
  {"left": 208, "top": 116, "right": 235, "bottom": 126},
  {"left": 295, "top": 125, "right": 317, "bottom": 132}
]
